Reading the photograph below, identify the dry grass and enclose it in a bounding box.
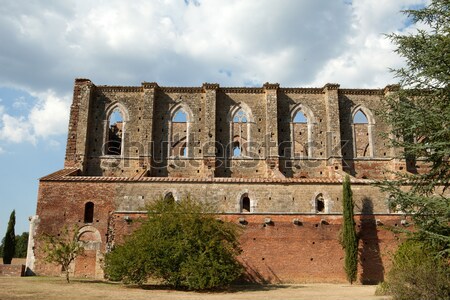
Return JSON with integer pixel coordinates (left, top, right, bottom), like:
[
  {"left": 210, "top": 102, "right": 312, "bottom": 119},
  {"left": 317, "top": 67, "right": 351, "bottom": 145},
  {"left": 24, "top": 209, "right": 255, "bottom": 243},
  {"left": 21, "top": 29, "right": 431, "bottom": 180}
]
[{"left": 0, "top": 276, "right": 391, "bottom": 300}]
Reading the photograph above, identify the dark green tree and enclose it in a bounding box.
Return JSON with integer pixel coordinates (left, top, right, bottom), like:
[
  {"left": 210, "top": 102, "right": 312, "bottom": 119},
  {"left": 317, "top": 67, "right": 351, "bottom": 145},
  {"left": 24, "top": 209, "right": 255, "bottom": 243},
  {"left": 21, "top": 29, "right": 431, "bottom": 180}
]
[
  {"left": 379, "top": 0, "right": 449, "bottom": 254},
  {"left": 377, "top": 1, "right": 450, "bottom": 298},
  {"left": 15, "top": 232, "right": 29, "bottom": 258},
  {"left": 104, "top": 196, "right": 243, "bottom": 290},
  {"left": 3, "top": 210, "right": 16, "bottom": 264},
  {"left": 342, "top": 175, "right": 358, "bottom": 284}
]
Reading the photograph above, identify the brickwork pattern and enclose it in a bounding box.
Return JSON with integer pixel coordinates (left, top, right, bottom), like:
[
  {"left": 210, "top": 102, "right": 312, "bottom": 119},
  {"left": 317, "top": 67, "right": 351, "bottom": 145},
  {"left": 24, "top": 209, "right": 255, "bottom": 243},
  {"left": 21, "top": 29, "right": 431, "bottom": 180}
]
[{"left": 31, "top": 79, "right": 423, "bottom": 283}]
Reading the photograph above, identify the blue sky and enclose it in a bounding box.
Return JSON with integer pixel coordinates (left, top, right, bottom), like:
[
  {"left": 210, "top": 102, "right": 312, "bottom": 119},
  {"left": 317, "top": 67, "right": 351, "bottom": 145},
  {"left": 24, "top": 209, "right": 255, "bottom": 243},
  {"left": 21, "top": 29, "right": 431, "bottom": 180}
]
[{"left": 0, "top": 0, "right": 428, "bottom": 239}]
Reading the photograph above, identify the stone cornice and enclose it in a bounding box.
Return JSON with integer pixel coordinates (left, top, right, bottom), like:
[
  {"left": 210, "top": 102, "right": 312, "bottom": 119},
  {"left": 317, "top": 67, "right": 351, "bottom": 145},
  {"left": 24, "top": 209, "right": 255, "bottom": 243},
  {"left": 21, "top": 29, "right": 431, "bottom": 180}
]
[
  {"left": 323, "top": 83, "right": 340, "bottom": 90},
  {"left": 280, "top": 88, "right": 324, "bottom": 94},
  {"left": 86, "top": 81, "right": 394, "bottom": 96},
  {"left": 160, "top": 87, "right": 203, "bottom": 93},
  {"left": 263, "top": 82, "right": 280, "bottom": 90},
  {"left": 202, "top": 83, "right": 220, "bottom": 90},
  {"left": 220, "top": 87, "right": 265, "bottom": 94},
  {"left": 339, "top": 89, "right": 384, "bottom": 96},
  {"left": 96, "top": 86, "right": 142, "bottom": 93},
  {"left": 142, "top": 82, "right": 159, "bottom": 89}
]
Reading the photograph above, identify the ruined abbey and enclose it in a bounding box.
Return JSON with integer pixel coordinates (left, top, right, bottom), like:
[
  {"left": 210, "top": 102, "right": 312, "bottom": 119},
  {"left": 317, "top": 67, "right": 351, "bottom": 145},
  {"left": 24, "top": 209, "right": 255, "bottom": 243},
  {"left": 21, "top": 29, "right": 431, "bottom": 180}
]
[{"left": 27, "top": 78, "right": 411, "bottom": 283}]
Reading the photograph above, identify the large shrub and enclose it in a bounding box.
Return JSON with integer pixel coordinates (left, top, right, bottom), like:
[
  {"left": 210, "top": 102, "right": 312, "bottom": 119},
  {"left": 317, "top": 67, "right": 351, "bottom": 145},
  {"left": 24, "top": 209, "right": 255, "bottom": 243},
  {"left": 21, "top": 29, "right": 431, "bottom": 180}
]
[
  {"left": 382, "top": 240, "right": 449, "bottom": 300},
  {"left": 104, "top": 196, "right": 243, "bottom": 290}
]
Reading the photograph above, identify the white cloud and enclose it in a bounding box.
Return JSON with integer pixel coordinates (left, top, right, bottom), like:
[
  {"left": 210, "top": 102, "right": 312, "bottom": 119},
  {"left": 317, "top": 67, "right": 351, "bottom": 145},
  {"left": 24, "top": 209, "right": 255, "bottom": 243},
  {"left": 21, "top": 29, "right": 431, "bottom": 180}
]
[
  {"left": 0, "top": 146, "right": 4, "bottom": 154},
  {"left": 0, "top": 113, "right": 35, "bottom": 144},
  {"left": 0, "top": 90, "right": 70, "bottom": 144},
  {"left": 309, "top": 0, "right": 428, "bottom": 87},
  {"left": 29, "top": 91, "right": 70, "bottom": 138},
  {"left": 0, "top": 0, "right": 430, "bottom": 147}
]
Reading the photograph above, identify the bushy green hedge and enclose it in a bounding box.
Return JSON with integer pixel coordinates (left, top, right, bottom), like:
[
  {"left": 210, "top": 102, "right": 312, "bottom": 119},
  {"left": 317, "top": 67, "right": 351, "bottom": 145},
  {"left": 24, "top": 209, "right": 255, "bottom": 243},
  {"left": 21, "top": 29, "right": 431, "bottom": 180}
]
[
  {"left": 381, "top": 240, "right": 450, "bottom": 300},
  {"left": 104, "top": 196, "right": 243, "bottom": 290}
]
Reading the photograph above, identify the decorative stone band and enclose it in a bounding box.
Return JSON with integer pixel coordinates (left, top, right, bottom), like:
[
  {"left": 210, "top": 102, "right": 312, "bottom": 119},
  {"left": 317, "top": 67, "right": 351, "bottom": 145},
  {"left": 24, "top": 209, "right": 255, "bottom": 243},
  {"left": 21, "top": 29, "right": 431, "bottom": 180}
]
[{"left": 40, "top": 168, "right": 374, "bottom": 184}]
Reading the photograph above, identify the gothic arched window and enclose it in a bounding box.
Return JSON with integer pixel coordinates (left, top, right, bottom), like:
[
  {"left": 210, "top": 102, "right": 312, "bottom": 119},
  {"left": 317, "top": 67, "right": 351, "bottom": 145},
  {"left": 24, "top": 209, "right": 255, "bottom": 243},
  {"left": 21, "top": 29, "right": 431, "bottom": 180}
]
[
  {"left": 352, "top": 107, "right": 374, "bottom": 158},
  {"left": 315, "top": 194, "right": 325, "bottom": 213},
  {"left": 290, "top": 104, "right": 315, "bottom": 158},
  {"left": 230, "top": 107, "right": 251, "bottom": 157},
  {"left": 240, "top": 193, "right": 251, "bottom": 213},
  {"left": 169, "top": 106, "right": 191, "bottom": 158},
  {"left": 106, "top": 109, "right": 124, "bottom": 155}
]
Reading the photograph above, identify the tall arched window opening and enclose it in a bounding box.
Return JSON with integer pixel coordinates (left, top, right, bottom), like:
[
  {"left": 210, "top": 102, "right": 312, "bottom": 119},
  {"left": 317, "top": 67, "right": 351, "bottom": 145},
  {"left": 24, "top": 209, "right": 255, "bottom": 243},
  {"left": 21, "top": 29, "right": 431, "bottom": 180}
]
[
  {"left": 84, "top": 202, "right": 94, "bottom": 223},
  {"left": 290, "top": 104, "right": 315, "bottom": 158},
  {"left": 106, "top": 109, "right": 124, "bottom": 155},
  {"left": 241, "top": 193, "right": 251, "bottom": 213},
  {"left": 292, "top": 111, "right": 308, "bottom": 157},
  {"left": 170, "top": 108, "right": 189, "bottom": 157},
  {"left": 315, "top": 194, "right": 325, "bottom": 213},
  {"left": 352, "top": 108, "right": 374, "bottom": 157},
  {"left": 231, "top": 108, "right": 250, "bottom": 157}
]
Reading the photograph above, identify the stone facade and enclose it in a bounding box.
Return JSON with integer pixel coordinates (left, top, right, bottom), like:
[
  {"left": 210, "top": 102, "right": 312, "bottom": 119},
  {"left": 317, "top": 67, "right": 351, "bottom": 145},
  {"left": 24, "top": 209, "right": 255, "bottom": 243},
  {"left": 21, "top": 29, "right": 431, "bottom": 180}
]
[{"left": 29, "top": 79, "right": 412, "bottom": 283}]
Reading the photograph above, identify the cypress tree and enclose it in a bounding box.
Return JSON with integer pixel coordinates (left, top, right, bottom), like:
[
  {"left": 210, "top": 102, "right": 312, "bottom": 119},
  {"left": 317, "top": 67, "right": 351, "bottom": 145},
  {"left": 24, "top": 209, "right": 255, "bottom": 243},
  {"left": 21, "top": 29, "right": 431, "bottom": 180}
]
[
  {"left": 3, "top": 210, "right": 16, "bottom": 264},
  {"left": 342, "top": 175, "right": 358, "bottom": 284}
]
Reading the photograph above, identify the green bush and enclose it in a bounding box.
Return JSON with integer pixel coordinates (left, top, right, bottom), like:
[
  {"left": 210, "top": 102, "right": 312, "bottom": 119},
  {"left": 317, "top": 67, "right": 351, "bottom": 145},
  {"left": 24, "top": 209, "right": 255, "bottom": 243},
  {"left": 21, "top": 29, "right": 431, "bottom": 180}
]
[
  {"left": 383, "top": 240, "right": 450, "bottom": 300},
  {"left": 104, "top": 196, "right": 243, "bottom": 290}
]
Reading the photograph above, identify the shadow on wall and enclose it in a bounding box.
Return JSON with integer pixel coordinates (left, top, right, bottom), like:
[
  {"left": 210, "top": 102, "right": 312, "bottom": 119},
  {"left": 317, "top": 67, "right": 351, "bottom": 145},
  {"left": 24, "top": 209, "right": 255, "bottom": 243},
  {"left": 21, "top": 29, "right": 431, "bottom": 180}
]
[
  {"left": 239, "top": 259, "right": 281, "bottom": 284},
  {"left": 359, "top": 197, "right": 384, "bottom": 284}
]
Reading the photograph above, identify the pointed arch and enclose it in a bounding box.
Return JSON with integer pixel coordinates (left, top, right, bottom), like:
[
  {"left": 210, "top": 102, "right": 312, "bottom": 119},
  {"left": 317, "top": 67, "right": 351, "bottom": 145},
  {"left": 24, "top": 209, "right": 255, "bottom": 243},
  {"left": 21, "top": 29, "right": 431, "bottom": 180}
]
[
  {"left": 163, "top": 190, "right": 180, "bottom": 202},
  {"left": 240, "top": 193, "right": 251, "bottom": 213},
  {"left": 168, "top": 103, "right": 193, "bottom": 158},
  {"left": 351, "top": 105, "right": 375, "bottom": 157},
  {"left": 103, "top": 103, "right": 129, "bottom": 156},
  {"left": 229, "top": 103, "right": 253, "bottom": 158},
  {"left": 290, "top": 103, "right": 316, "bottom": 158},
  {"left": 311, "top": 191, "right": 331, "bottom": 213}
]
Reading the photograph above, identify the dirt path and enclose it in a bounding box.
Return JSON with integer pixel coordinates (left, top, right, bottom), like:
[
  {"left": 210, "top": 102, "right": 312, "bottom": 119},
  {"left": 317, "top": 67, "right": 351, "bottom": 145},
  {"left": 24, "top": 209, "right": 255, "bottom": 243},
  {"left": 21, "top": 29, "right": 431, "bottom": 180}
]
[{"left": 0, "top": 277, "right": 391, "bottom": 300}]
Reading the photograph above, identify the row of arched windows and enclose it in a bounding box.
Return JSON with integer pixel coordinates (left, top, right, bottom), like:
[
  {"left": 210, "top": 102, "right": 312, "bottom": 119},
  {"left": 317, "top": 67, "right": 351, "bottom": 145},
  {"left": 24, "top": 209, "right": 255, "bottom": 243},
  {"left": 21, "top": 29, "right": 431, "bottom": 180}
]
[{"left": 103, "top": 102, "right": 375, "bottom": 158}]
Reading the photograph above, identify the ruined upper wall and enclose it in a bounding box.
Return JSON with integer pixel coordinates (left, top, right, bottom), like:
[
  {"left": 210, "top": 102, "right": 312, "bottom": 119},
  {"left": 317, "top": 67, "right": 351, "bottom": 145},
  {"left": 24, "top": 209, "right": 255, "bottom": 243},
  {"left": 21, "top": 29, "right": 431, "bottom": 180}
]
[{"left": 65, "top": 79, "right": 398, "bottom": 179}]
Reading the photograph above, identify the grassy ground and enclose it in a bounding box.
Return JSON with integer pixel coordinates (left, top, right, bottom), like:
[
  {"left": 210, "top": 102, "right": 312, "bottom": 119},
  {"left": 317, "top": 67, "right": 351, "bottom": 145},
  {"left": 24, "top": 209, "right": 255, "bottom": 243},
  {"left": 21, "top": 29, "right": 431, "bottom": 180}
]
[{"left": 0, "top": 276, "right": 391, "bottom": 300}]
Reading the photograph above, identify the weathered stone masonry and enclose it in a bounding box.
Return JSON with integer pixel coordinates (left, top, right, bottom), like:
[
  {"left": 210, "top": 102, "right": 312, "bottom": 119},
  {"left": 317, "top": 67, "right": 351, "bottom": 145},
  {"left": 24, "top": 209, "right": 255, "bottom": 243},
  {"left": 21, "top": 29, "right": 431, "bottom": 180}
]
[{"left": 28, "top": 79, "right": 411, "bottom": 283}]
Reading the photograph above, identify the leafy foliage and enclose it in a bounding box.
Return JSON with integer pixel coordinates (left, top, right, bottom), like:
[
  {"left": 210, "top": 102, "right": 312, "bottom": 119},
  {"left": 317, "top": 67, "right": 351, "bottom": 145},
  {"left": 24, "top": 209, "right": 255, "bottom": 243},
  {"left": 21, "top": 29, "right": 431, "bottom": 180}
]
[
  {"left": 14, "top": 232, "right": 29, "bottom": 258},
  {"left": 3, "top": 210, "right": 16, "bottom": 264},
  {"left": 379, "top": 0, "right": 449, "bottom": 253},
  {"left": 40, "top": 226, "right": 84, "bottom": 283},
  {"left": 378, "top": 1, "right": 450, "bottom": 298},
  {"left": 0, "top": 232, "right": 29, "bottom": 258},
  {"left": 104, "top": 196, "right": 243, "bottom": 290},
  {"left": 341, "top": 175, "right": 358, "bottom": 284},
  {"left": 381, "top": 240, "right": 450, "bottom": 300}
]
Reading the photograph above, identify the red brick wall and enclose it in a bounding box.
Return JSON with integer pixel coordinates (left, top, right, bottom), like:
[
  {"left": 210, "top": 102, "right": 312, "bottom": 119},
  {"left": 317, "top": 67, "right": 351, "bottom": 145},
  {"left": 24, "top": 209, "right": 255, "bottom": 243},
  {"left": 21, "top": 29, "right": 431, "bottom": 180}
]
[
  {"left": 0, "top": 265, "right": 25, "bottom": 277},
  {"left": 111, "top": 212, "right": 404, "bottom": 284},
  {"left": 34, "top": 181, "right": 115, "bottom": 276},
  {"left": 34, "top": 180, "right": 405, "bottom": 283}
]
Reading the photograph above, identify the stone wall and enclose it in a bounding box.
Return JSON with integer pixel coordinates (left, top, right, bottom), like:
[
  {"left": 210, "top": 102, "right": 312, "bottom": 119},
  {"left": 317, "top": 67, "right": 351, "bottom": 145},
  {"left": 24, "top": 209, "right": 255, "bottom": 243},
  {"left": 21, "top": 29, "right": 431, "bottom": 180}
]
[
  {"left": 0, "top": 265, "right": 25, "bottom": 277},
  {"left": 30, "top": 79, "right": 416, "bottom": 282},
  {"left": 64, "top": 79, "right": 405, "bottom": 179}
]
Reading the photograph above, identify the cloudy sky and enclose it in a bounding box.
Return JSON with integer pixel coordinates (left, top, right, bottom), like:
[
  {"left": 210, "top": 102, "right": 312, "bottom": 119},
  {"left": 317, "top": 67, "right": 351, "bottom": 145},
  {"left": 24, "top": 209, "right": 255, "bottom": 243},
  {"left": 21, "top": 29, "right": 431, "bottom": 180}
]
[{"left": 0, "top": 0, "right": 426, "bottom": 239}]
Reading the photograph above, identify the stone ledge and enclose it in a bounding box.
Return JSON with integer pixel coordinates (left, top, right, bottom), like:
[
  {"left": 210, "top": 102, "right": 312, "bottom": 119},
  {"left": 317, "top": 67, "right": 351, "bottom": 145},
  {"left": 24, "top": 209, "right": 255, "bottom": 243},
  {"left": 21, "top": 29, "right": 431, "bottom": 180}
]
[{"left": 0, "top": 264, "right": 25, "bottom": 277}]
